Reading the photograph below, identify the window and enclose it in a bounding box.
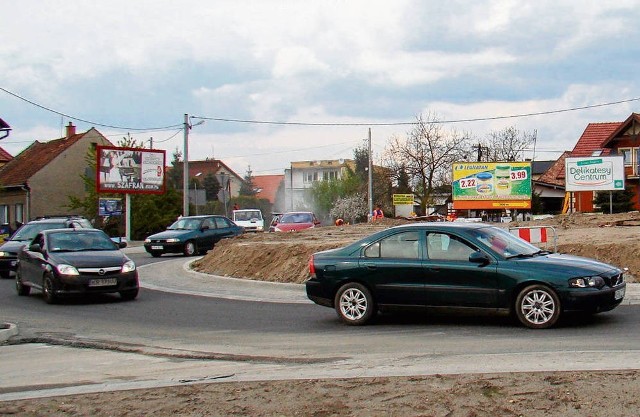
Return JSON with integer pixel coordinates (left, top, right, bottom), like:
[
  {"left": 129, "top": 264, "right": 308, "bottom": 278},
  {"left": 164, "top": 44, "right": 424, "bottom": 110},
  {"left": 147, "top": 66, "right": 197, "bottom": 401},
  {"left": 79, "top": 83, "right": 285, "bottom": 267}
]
[
  {"left": 14, "top": 204, "right": 24, "bottom": 224},
  {"left": 426, "top": 233, "right": 476, "bottom": 261},
  {"left": 0, "top": 205, "right": 7, "bottom": 224},
  {"left": 620, "top": 148, "right": 632, "bottom": 166},
  {"left": 214, "top": 217, "right": 230, "bottom": 228},
  {"left": 364, "top": 231, "right": 420, "bottom": 259},
  {"left": 303, "top": 171, "right": 319, "bottom": 183}
]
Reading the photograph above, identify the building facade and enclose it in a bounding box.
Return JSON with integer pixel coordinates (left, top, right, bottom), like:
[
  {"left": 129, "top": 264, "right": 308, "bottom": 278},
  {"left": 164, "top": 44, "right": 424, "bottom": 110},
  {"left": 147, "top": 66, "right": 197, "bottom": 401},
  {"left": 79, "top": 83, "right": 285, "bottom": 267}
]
[{"left": 283, "top": 159, "right": 355, "bottom": 211}]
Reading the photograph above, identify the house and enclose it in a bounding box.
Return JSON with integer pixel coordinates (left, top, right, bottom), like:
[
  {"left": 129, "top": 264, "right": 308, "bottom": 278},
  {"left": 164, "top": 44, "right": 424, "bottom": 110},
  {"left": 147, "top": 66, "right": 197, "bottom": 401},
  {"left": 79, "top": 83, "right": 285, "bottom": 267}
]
[
  {"left": 252, "top": 174, "right": 284, "bottom": 208},
  {"left": 532, "top": 152, "right": 570, "bottom": 214},
  {"left": 0, "top": 123, "right": 112, "bottom": 228},
  {"left": 283, "top": 159, "right": 355, "bottom": 211},
  {"left": 0, "top": 147, "right": 12, "bottom": 169},
  {"left": 564, "top": 113, "right": 640, "bottom": 212},
  {"left": 177, "top": 159, "right": 244, "bottom": 204}
]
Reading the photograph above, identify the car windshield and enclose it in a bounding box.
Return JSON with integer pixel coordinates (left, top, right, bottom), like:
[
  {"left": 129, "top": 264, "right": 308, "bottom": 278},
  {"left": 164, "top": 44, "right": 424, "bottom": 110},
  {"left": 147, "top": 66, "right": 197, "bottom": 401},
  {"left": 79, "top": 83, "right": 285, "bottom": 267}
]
[
  {"left": 280, "top": 213, "right": 312, "bottom": 224},
  {"left": 234, "top": 211, "right": 262, "bottom": 221},
  {"left": 11, "top": 222, "right": 67, "bottom": 241},
  {"left": 48, "top": 231, "right": 116, "bottom": 252},
  {"left": 468, "top": 226, "right": 540, "bottom": 258},
  {"left": 167, "top": 218, "right": 202, "bottom": 230}
]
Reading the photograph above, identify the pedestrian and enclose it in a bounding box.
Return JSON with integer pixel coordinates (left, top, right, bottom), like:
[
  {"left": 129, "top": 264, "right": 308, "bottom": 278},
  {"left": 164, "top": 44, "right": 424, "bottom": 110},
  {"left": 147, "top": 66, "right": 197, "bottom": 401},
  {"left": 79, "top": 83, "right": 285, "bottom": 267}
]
[
  {"left": 372, "top": 205, "right": 384, "bottom": 222},
  {"left": 233, "top": 202, "right": 240, "bottom": 211}
]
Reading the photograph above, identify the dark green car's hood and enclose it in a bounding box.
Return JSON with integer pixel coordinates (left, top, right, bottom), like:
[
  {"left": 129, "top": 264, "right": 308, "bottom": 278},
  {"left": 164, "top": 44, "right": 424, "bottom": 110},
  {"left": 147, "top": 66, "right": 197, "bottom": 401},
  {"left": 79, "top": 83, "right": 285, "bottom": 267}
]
[
  {"left": 147, "top": 229, "right": 196, "bottom": 240},
  {"left": 509, "top": 252, "right": 620, "bottom": 276}
]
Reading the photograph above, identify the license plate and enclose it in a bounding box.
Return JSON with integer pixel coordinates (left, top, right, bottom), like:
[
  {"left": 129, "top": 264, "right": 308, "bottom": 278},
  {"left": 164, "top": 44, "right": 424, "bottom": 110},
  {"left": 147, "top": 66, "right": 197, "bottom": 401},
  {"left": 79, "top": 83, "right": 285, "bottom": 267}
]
[
  {"left": 615, "top": 287, "right": 625, "bottom": 300},
  {"left": 89, "top": 278, "right": 118, "bottom": 287},
  {"left": 151, "top": 245, "right": 163, "bottom": 250}
]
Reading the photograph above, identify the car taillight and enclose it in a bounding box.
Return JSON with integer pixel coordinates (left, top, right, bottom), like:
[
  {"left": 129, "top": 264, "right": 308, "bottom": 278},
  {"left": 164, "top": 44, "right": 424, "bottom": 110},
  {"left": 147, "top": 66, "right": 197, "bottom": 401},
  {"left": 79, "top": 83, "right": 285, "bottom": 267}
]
[{"left": 308, "top": 255, "right": 316, "bottom": 277}]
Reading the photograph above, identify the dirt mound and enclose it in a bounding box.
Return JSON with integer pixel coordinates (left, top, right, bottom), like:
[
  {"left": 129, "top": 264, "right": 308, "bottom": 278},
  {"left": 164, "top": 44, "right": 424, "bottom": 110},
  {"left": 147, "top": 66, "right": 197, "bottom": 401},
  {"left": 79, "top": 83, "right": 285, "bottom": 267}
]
[{"left": 192, "top": 213, "right": 640, "bottom": 283}]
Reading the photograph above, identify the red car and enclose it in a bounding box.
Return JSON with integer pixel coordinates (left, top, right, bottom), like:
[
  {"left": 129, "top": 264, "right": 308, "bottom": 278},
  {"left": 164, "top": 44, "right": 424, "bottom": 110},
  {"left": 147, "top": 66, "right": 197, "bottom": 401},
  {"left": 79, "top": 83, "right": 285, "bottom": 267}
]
[{"left": 273, "top": 212, "right": 321, "bottom": 232}]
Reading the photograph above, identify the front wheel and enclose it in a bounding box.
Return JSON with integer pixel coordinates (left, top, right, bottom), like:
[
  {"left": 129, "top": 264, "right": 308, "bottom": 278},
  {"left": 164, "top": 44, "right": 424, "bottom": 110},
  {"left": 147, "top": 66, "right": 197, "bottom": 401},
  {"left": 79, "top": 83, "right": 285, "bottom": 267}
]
[
  {"left": 16, "top": 273, "right": 30, "bottom": 296},
  {"left": 150, "top": 251, "right": 162, "bottom": 258},
  {"left": 515, "top": 284, "right": 561, "bottom": 329},
  {"left": 183, "top": 241, "right": 197, "bottom": 256},
  {"left": 334, "top": 282, "right": 375, "bottom": 325},
  {"left": 42, "top": 275, "right": 58, "bottom": 304}
]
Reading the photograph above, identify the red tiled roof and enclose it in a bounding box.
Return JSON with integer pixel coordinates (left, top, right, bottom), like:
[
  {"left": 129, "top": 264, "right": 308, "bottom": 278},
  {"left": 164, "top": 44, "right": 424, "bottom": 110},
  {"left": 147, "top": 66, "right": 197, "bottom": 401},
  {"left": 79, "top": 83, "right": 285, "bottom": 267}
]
[
  {"left": 536, "top": 151, "right": 571, "bottom": 187},
  {"left": 570, "top": 122, "right": 621, "bottom": 156},
  {"left": 0, "top": 146, "right": 12, "bottom": 163},
  {"left": 253, "top": 175, "right": 284, "bottom": 203},
  {"left": 178, "top": 159, "right": 243, "bottom": 182},
  {"left": 0, "top": 130, "right": 93, "bottom": 187}
]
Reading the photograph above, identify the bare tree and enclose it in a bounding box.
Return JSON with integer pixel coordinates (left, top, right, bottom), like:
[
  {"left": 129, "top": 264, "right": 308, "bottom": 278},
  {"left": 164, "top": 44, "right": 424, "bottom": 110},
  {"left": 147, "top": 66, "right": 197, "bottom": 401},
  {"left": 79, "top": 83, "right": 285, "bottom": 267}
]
[
  {"left": 481, "top": 126, "right": 536, "bottom": 162},
  {"left": 383, "top": 113, "right": 471, "bottom": 215}
]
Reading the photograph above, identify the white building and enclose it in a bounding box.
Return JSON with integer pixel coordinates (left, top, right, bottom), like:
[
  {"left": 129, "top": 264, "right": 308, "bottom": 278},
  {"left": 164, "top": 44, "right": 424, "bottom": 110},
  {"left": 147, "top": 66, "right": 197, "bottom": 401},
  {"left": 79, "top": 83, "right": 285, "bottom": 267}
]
[{"left": 283, "top": 159, "right": 355, "bottom": 211}]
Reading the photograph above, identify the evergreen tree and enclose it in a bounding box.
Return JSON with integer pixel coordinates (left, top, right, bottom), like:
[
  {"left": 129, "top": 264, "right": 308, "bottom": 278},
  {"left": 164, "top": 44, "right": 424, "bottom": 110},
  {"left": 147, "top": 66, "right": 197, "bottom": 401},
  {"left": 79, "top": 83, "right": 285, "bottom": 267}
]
[
  {"left": 203, "top": 173, "right": 221, "bottom": 201},
  {"left": 239, "top": 165, "right": 257, "bottom": 196},
  {"left": 593, "top": 187, "right": 635, "bottom": 213},
  {"left": 166, "top": 148, "right": 183, "bottom": 190}
]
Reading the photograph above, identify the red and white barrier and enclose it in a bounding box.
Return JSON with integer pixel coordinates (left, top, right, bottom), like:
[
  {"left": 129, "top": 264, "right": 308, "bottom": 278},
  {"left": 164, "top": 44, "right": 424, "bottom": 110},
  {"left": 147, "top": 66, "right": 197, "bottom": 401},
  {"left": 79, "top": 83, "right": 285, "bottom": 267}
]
[{"left": 509, "top": 226, "right": 557, "bottom": 251}]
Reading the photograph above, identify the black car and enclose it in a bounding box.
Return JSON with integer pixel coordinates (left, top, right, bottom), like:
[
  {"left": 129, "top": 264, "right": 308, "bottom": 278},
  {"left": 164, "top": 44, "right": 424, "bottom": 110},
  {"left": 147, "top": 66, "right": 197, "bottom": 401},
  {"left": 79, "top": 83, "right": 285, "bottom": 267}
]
[
  {"left": 143, "top": 215, "right": 244, "bottom": 257},
  {"left": 0, "top": 216, "right": 92, "bottom": 279},
  {"left": 15, "top": 228, "right": 139, "bottom": 304},
  {"left": 306, "top": 223, "right": 626, "bottom": 329}
]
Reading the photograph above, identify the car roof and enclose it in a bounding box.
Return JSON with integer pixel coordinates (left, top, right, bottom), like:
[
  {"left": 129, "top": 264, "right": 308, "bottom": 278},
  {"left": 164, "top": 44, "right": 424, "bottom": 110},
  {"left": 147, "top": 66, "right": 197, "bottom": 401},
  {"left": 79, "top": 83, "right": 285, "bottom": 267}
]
[
  {"left": 40, "top": 228, "right": 103, "bottom": 235},
  {"left": 390, "top": 222, "right": 492, "bottom": 231}
]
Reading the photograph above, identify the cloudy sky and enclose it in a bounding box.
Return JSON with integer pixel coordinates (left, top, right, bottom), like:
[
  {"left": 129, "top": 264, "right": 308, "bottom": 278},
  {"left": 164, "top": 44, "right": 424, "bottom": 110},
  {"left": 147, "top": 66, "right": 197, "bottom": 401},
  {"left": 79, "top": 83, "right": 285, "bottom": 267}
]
[{"left": 2, "top": 1, "right": 639, "bottom": 177}]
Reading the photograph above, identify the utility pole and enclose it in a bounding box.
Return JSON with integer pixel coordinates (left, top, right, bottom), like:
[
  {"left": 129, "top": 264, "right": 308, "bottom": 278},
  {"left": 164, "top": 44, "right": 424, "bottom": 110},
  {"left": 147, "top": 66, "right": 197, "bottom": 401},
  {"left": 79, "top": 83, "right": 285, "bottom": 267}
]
[
  {"left": 183, "top": 113, "right": 189, "bottom": 217},
  {"left": 368, "top": 128, "right": 373, "bottom": 220}
]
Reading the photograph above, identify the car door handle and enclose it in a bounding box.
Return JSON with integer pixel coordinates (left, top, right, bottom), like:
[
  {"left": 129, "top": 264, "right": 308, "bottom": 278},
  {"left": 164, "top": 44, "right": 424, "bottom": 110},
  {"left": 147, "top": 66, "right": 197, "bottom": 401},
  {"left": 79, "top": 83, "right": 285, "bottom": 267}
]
[
  {"left": 428, "top": 267, "right": 441, "bottom": 272},
  {"left": 363, "top": 263, "right": 377, "bottom": 270}
]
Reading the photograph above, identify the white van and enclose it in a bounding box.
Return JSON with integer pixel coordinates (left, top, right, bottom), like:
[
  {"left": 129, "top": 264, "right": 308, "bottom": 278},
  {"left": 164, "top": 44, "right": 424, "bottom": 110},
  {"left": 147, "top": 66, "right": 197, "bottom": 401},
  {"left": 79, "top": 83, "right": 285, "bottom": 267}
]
[{"left": 232, "top": 209, "right": 265, "bottom": 232}]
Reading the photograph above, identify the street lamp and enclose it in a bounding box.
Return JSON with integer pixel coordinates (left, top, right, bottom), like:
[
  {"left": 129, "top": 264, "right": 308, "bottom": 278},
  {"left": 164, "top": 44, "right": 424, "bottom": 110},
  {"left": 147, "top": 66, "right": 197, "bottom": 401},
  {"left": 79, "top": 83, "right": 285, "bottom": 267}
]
[{"left": 194, "top": 172, "right": 202, "bottom": 215}]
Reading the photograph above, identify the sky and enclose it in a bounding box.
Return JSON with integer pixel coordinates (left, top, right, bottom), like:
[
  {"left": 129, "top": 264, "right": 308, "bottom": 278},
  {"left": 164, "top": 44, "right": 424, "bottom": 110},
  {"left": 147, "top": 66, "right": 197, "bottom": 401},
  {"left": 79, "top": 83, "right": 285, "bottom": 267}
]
[{"left": 2, "top": 0, "right": 640, "bottom": 177}]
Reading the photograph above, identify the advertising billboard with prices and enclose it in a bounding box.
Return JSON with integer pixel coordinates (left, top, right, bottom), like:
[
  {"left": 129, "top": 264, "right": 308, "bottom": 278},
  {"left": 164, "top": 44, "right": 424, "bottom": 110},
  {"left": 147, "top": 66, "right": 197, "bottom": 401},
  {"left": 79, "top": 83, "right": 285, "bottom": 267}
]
[{"left": 452, "top": 161, "right": 532, "bottom": 210}]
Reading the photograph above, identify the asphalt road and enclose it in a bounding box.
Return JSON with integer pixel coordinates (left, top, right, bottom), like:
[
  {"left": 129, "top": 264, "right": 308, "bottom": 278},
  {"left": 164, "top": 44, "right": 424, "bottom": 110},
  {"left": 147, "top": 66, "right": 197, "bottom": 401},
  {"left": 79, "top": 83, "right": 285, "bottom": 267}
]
[{"left": 2, "top": 253, "right": 640, "bottom": 400}]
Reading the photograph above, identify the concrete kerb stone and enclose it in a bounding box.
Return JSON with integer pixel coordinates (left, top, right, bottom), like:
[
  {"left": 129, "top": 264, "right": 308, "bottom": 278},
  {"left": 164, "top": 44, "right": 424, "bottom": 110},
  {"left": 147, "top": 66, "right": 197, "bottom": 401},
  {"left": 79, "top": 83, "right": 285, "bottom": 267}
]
[{"left": 0, "top": 322, "right": 18, "bottom": 343}]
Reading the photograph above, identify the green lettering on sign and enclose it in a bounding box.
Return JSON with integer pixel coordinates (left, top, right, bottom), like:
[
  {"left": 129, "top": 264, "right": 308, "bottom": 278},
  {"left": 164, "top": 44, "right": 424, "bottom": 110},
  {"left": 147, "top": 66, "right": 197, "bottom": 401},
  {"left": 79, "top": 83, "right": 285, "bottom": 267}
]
[{"left": 577, "top": 159, "right": 603, "bottom": 166}]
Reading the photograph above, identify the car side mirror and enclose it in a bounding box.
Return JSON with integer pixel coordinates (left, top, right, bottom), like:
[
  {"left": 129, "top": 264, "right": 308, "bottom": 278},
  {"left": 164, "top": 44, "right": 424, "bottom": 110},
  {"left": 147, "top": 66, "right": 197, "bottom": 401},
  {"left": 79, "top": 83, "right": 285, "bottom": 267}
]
[
  {"left": 201, "top": 225, "right": 210, "bottom": 231},
  {"left": 29, "top": 243, "right": 42, "bottom": 253},
  {"left": 469, "top": 251, "right": 490, "bottom": 265}
]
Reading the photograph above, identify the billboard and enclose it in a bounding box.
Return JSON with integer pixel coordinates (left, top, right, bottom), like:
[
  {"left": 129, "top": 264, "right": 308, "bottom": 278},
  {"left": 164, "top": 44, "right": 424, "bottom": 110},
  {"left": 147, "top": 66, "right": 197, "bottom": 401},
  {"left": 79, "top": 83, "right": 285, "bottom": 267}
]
[
  {"left": 452, "top": 162, "right": 532, "bottom": 210},
  {"left": 565, "top": 156, "right": 625, "bottom": 192},
  {"left": 98, "top": 198, "right": 123, "bottom": 216},
  {"left": 97, "top": 146, "right": 166, "bottom": 194}
]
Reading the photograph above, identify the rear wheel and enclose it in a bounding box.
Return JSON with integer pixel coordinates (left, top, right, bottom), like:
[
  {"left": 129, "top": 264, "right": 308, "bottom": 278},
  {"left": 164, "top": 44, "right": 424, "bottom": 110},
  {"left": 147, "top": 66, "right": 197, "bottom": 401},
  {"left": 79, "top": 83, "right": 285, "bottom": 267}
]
[
  {"left": 42, "top": 275, "right": 58, "bottom": 304},
  {"left": 334, "top": 282, "right": 375, "bottom": 325},
  {"left": 183, "top": 241, "right": 197, "bottom": 256},
  {"left": 1, "top": 271, "right": 11, "bottom": 279},
  {"left": 515, "top": 284, "right": 561, "bottom": 329},
  {"left": 120, "top": 289, "right": 139, "bottom": 301}
]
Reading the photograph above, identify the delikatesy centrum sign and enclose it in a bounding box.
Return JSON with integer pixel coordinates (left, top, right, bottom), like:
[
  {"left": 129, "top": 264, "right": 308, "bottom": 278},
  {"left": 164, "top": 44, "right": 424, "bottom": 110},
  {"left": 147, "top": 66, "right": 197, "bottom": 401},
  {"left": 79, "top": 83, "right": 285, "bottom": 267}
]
[{"left": 565, "top": 156, "right": 625, "bottom": 192}]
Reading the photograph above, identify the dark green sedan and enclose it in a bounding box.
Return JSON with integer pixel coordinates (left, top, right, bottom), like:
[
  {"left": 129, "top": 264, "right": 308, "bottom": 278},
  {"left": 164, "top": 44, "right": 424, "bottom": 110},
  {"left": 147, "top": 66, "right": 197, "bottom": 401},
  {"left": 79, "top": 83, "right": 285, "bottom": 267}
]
[{"left": 305, "top": 223, "right": 626, "bottom": 329}]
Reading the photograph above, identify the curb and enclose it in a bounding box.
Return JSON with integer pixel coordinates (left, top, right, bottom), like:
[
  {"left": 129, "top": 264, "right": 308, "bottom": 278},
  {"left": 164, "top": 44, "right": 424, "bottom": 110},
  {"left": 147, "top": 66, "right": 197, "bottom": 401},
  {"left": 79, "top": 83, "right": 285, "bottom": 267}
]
[{"left": 0, "top": 322, "right": 18, "bottom": 343}]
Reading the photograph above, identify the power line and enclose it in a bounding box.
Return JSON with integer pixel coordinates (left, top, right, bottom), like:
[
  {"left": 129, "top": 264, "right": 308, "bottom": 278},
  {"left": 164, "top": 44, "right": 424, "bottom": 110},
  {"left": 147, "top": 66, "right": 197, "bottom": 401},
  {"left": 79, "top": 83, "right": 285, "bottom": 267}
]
[
  {"left": 191, "top": 97, "right": 640, "bottom": 126},
  {"left": 0, "top": 87, "right": 183, "bottom": 131}
]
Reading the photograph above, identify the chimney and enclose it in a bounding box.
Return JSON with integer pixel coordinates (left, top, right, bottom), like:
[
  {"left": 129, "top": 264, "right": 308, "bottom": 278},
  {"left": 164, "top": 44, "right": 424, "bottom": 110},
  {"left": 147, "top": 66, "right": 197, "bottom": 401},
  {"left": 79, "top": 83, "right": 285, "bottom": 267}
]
[{"left": 66, "top": 122, "right": 76, "bottom": 138}]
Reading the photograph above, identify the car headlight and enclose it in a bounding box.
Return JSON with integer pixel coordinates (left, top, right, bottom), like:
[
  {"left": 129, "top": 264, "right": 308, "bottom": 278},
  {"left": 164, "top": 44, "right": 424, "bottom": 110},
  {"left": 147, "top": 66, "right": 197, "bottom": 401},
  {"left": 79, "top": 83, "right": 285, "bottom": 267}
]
[
  {"left": 166, "top": 238, "right": 180, "bottom": 243},
  {"left": 57, "top": 264, "right": 79, "bottom": 276},
  {"left": 569, "top": 276, "right": 605, "bottom": 289},
  {"left": 121, "top": 260, "right": 136, "bottom": 273},
  {"left": 144, "top": 238, "right": 151, "bottom": 243},
  {"left": 0, "top": 251, "right": 8, "bottom": 257}
]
